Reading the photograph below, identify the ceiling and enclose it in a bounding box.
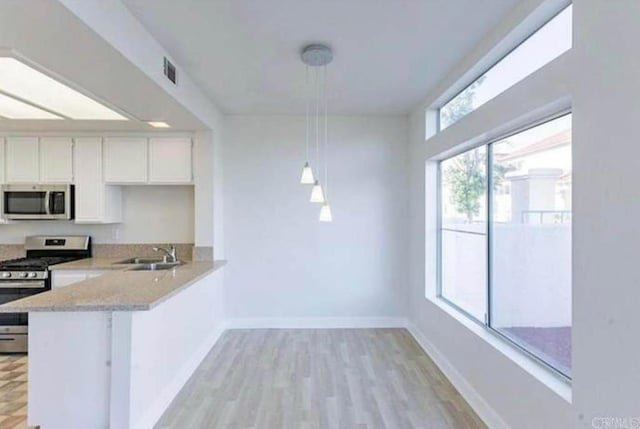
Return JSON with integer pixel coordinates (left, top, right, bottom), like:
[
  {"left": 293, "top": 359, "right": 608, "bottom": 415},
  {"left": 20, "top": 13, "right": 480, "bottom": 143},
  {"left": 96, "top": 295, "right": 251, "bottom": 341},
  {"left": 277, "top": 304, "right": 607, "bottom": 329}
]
[
  {"left": 0, "top": 0, "right": 206, "bottom": 131},
  {"left": 123, "top": 0, "right": 521, "bottom": 115}
]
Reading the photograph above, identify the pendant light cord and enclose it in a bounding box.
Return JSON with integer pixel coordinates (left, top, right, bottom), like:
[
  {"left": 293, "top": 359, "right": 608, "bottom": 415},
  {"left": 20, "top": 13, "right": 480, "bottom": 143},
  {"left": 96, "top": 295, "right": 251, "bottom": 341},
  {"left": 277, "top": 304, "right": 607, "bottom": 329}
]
[
  {"left": 323, "top": 65, "right": 329, "bottom": 201},
  {"left": 315, "top": 67, "right": 320, "bottom": 175},
  {"left": 305, "top": 65, "right": 310, "bottom": 162}
]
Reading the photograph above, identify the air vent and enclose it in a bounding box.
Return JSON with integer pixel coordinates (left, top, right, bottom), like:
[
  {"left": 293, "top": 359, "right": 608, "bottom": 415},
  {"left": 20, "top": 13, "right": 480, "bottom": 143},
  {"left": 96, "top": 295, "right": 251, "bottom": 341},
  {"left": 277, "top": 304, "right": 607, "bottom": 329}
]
[{"left": 163, "top": 57, "right": 177, "bottom": 85}]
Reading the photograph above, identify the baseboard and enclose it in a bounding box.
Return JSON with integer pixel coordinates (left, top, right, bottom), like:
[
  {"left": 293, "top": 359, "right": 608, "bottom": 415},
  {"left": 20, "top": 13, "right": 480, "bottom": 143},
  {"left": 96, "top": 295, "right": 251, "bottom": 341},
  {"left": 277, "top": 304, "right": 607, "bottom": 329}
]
[
  {"left": 226, "top": 317, "right": 409, "bottom": 329},
  {"left": 407, "top": 322, "right": 510, "bottom": 429},
  {"left": 134, "top": 319, "right": 229, "bottom": 429}
]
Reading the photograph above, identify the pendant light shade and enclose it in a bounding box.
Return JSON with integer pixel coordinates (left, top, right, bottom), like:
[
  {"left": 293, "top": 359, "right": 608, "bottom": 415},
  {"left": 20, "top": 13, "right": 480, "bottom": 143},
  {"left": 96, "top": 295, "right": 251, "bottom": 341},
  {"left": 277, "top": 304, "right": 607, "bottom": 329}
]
[
  {"left": 300, "top": 162, "right": 315, "bottom": 184},
  {"left": 310, "top": 180, "right": 325, "bottom": 203},
  {"left": 319, "top": 203, "right": 333, "bottom": 222}
]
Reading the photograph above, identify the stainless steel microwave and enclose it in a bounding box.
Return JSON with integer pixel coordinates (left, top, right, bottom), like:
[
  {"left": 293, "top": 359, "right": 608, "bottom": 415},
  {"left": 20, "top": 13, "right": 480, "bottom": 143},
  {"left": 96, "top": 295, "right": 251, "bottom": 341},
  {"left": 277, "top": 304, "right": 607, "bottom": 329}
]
[{"left": 1, "top": 184, "right": 74, "bottom": 220}]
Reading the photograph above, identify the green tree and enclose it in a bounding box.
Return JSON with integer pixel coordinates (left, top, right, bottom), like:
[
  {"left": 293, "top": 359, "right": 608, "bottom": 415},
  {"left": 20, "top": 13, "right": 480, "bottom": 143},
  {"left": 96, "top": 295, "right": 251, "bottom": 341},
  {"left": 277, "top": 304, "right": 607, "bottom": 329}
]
[
  {"left": 445, "top": 150, "right": 486, "bottom": 223},
  {"left": 441, "top": 76, "right": 513, "bottom": 222},
  {"left": 440, "top": 76, "right": 485, "bottom": 129}
]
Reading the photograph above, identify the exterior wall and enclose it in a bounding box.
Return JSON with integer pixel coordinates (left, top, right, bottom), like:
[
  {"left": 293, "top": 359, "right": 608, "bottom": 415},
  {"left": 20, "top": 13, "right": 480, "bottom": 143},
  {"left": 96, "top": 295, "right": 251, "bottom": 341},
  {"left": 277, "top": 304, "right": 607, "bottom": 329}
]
[{"left": 441, "top": 223, "right": 571, "bottom": 327}]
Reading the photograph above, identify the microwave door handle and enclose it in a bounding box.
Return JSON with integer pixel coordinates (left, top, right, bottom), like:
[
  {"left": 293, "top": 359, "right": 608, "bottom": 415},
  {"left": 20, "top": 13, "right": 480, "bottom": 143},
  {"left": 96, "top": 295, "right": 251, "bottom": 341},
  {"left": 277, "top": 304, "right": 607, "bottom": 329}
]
[{"left": 44, "top": 191, "right": 51, "bottom": 215}]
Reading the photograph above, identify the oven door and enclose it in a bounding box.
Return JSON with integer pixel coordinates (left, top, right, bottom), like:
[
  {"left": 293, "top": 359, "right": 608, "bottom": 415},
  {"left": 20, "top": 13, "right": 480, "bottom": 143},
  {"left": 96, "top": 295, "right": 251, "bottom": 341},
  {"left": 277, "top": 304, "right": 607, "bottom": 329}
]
[
  {"left": 2, "top": 184, "right": 73, "bottom": 220},
  {"left": 0, "top": 280, "right": 48, "bottom": 353}
]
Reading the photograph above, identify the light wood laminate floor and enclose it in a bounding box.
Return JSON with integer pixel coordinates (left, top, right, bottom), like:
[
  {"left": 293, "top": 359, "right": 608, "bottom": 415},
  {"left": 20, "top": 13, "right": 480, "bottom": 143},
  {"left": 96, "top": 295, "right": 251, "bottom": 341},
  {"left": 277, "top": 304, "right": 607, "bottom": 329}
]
[
  {"left": 0, "top": 355, "right": 28, "bottom": 429},
  {"left": 156, "top": 329, "right": 486, "bottom": 429}
]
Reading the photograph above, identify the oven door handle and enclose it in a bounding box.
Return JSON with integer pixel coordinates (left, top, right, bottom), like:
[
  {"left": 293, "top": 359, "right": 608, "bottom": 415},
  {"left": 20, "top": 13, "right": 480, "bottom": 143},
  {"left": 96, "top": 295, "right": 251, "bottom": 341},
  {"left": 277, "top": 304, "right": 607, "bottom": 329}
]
[
  {"left": 44, "top": 191, "right": 51, "bottom": 215},
  {"left": 0, "top": 281, "right": 46, "bottom": 289}
]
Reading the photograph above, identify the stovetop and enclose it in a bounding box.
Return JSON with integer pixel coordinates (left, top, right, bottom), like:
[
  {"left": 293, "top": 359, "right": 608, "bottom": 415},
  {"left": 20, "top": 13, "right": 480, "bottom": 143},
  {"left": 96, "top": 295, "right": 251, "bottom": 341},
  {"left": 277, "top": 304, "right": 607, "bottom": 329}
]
[
  {"left": 0, "top": 235, "right": 92, "bottom": 273},
  {"left": 0, "top": 256, "right": 85, "bottom": 271}
]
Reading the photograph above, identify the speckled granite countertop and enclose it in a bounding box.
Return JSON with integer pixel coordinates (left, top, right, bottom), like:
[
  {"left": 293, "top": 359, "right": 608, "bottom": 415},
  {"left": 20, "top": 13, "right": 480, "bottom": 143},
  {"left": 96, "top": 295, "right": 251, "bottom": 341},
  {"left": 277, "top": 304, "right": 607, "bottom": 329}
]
[{"left": 0, "top": 260, "right": 226, "bottom": 313}]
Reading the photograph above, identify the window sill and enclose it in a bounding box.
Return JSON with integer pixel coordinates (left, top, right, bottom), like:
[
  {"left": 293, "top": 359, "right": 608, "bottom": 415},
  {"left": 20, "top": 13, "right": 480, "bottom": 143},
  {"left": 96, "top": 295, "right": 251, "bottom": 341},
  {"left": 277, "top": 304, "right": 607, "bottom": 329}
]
[{"left": 425, "top": 292, "right": 572, "bottom": 404}]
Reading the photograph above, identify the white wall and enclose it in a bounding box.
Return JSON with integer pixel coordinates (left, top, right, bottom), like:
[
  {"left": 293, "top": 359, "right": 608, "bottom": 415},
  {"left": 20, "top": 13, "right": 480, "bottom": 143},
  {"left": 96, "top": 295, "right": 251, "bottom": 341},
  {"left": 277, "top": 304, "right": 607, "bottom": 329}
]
[
  {"left": 0, "top": 186, "right": 194, "bottom": 244},
  {"left": 407, "top": 0, "right": 640, "bottom": 428},
  {"left": 571, "top": 0, "right": 640, "bottom": 423},
  {"left": 223, "top": 115, "right": 408, "bottom": 321},
  {"left": 407, "top": 0, "right": 575, "bottom": 428}
]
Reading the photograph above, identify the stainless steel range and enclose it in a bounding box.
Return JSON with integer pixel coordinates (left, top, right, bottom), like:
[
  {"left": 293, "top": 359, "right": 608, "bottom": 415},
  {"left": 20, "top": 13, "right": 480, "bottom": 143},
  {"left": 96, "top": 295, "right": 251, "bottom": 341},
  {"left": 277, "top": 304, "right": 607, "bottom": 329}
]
[{"left": 0, "top": 235, "right": 91, "bottom": 353}]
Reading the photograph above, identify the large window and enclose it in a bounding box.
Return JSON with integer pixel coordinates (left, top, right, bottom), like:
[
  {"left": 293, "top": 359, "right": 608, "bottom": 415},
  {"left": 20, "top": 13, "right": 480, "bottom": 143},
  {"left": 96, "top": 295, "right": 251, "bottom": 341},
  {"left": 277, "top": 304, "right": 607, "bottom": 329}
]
[
  {"left": 438, "top": 114, "right": 572, "bottom": 377},
  {"left": 439, "top": 6, "right": 573, "bottom": 131}
]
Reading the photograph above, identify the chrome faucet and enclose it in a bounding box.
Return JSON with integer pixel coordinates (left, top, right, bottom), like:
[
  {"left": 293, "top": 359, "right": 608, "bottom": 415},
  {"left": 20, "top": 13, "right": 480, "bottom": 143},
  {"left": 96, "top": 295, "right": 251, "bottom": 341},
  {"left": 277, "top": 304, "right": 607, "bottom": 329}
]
[{"left": 153, "top": 244, "right": 177, "bottom": 263}]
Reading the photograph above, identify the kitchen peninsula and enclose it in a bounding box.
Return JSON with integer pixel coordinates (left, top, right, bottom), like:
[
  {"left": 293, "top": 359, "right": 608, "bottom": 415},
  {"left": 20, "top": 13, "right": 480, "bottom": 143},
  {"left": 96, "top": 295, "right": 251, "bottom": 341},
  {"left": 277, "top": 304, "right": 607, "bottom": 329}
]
[{"left": 0, "top": 259, "right": 226, "bottom": 429}]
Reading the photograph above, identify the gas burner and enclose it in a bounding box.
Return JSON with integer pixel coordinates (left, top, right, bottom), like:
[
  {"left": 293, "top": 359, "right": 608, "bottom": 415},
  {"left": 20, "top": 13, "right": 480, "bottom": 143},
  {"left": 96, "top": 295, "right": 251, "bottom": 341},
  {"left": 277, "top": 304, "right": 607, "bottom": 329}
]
[{"left": 0, "top": 256, "right": 83, "bottom": 271}]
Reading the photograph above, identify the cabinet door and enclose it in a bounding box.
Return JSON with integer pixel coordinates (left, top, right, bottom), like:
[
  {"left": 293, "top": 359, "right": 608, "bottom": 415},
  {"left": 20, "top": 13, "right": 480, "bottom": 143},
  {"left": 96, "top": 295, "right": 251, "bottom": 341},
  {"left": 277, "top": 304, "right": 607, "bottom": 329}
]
[
  {"left": 103, "top": 137, "right": 148, "bottom": 183},
  {"left": 40, "top": 137, "right": 74, "bottom": 183},
  {"left": 6, "top": 137, "right": 39, "bottom": 183},
  {"left": 74, "top": 138, "right": 102, "bottom": 222},
  {"left": 148, "top": 137, "right": 192, "bottom": 183}
]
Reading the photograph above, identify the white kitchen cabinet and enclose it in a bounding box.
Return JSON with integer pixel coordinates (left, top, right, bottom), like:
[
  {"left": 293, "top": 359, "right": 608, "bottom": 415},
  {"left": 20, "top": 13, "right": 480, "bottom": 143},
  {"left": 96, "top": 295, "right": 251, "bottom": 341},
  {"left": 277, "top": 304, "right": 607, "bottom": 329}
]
[
  {"left": 103, "top": 137, "right": 148, "bottom": 183},
  {"left": 39, "top": 137, "right": 74, "bottom": 183},
  {"left": 74, "top": 137, "right": 121, "bottom": 224},
  {"left": 148, "top": 137, "right": 192, "bottom": 183},
  {"left": 6, "top": 137, "right": 39, "bottom": 183},
  {"left": 51, "top": 269, "right": 109, "bottom": 289}
]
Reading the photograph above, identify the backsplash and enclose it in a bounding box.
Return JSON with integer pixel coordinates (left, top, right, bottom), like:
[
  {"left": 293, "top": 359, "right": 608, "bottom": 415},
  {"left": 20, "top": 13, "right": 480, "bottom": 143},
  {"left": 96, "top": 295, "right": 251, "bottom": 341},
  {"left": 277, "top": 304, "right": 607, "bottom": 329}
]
[
  {"left": 92, "top": 243, "right": 195, "bottom": 261},
  {"left": 0, "top": 243, "right": 198, "bottom": 262},
  {"left": 0, "top": 245, "right": 24, "bottom": 261}
]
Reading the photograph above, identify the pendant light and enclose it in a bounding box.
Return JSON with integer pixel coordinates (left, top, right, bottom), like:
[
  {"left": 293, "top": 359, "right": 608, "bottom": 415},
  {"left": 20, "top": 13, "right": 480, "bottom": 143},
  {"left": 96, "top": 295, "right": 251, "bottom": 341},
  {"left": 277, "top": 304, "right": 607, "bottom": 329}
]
[
  {"left": 310, "top": 180, "right": 325, "bottom": 203},
  {"left": 319, "top": 203, "right": 333, "bottom": 222},
  {"left": 301, "top": 45, "right": 332, "bottom": 205},
  {"left": 300, "top": 65, "right": 315, "bottom": 184}
]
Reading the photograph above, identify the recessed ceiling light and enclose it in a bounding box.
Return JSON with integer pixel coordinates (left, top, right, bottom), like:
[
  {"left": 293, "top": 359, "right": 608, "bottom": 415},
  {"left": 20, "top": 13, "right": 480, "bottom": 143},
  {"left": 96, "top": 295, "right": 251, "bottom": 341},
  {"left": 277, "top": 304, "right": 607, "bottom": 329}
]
[
  {"left": 0, "top": 92, "right": 62, "bottom": 119},
  {"left": 0, "top": 57, "right": 128, "bottom": 120},
  {"left": 147, "top": 121, "right": 171, "bottom": 128}
]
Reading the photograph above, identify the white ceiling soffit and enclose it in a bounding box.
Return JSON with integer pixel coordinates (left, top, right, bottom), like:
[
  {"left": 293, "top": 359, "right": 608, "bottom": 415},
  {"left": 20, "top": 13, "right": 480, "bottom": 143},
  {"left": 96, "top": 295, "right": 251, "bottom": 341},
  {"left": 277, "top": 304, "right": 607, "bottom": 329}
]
[
  {"left": 0, "top": 0, "right": 206, "bottom": 131},
  {"left": 122, "top": 0, "right": 522, "bottom": 115}
]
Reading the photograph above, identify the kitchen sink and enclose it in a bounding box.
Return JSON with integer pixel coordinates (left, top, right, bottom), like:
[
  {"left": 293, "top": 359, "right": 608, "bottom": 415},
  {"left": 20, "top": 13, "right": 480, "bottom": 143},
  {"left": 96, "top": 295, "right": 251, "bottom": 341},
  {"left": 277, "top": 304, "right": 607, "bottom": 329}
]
[
  {"left": 127, "top": 261, "right": 185, "bottom": 271},
  {"left": 117, "top": 257, "right": 166, "bottom": 264}
]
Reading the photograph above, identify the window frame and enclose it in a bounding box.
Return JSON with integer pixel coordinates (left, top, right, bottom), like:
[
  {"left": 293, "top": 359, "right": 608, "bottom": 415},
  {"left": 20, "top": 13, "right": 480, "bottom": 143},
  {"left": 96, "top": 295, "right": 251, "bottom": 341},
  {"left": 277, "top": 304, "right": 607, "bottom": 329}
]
[
  {"left": 437, "top": 4, "right": 573, "bottom": 132},
  {"left": 436, "top": 110, "right": 573, "bottom": 381}
]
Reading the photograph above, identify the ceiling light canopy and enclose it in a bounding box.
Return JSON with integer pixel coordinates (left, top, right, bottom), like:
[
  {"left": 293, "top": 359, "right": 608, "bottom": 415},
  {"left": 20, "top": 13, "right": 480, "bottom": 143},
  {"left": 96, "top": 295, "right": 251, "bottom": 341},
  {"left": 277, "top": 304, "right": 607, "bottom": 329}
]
[{"left": 0, "top": 57, "right": 128, "bottom": 120}]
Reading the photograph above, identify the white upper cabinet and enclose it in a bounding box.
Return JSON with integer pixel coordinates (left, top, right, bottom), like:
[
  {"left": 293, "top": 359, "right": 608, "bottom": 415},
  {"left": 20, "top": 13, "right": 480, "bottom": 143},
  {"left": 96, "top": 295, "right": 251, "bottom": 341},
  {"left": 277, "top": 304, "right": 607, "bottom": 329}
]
[
  {"left": 148, "top": 137, "right": 192, "bottom": 183},
  {"left": 5, "top": 137, "right": 73, "bottom": 184},
  {"left": 40, "top": 137, "right": 74, "bottom": 183},
  {"left": 74, "top": 137, "right": 121, "bottom": 224},
  {"left": 6, "top": 137, "right": 39, "bottom": 183},
  {"left": 103, "top": 137, "right": 148, "bottom": 183}
]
